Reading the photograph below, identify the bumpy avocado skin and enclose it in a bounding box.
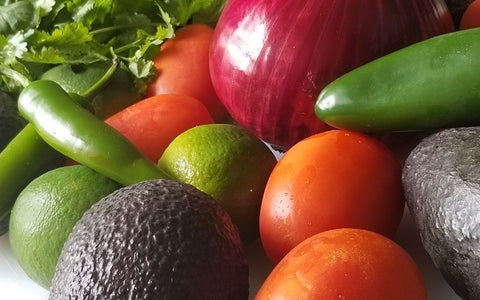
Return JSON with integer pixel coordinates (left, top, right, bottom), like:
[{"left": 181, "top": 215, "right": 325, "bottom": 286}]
[
  {"left": 0, "top": 91, "right": 26, "bottom": 151},
  {"left": 49, "top": 179, "right": 249, "bottom": 300},
  {"left": 402, "top": 127, "right": 480, "bottom": 300}
]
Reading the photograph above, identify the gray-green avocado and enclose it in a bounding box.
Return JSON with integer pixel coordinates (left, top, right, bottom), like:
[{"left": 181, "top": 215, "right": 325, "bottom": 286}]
[
  {"left": 0, "top": 91, "right": 26, "bottom": 151},
  {"left": 402, "top": 127, "right": 480, "bottom": 300},
  {"left": 49, "top": 179, "right": 249, "bottom": 300}
]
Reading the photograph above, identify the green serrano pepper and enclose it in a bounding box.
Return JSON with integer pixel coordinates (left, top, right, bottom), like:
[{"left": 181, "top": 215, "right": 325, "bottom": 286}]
[
  {"left": 315, "top": 27, "right": 480, "bottom": 133},
  {"left": 18, "top": 80, "right": 171, "bottom": 186},
  {"left": 0, "top": 124, "right": 64, "bottom": 234},
  {"left": 0, "top": 63, "right": 118, "bottom": 234},
  {"left": 0, "top": 93, "right": 94, "bottom": 234}
]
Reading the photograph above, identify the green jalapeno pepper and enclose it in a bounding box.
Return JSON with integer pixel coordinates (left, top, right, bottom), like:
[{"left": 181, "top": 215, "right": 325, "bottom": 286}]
[
  {"left": 0, "top": 62, "right": 121, "bottom": 234},
  {"left": 0, "top": 124, "right": 64, "bottom": 233},
  {"left": 18, "top": 80, "right": 171, "bottom": 186},
  {"left": 315, "top": 27, "right": 480, "bottom": 133}
]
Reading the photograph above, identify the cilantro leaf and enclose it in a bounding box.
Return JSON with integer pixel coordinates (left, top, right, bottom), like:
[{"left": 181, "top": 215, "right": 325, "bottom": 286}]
[
  {"left": 0, "top": 1, "right": 37, "bottom": 34},
  {"left": 0, "top": 0, "right": 227, "bottom": 95},
  {"left": 21, "top": 22, "right": 105, "bottom": 64},
  {"left": 28, "top": 22, "right": 92, "bottom": 46},
  {"left": 0, "top": 64, "right": 31, "bottom": 91},
  {"left": 66, "top": 0, "right": 113, "bottom": 28},
  {"left": 34, "top": 0, "right": 56, "bottom": 17},
  {"left": 21, "top": 42, "right": 106, "bottom": 64},
  {"left": 157, "top": 0, "right": 227, "bottom": 26}
]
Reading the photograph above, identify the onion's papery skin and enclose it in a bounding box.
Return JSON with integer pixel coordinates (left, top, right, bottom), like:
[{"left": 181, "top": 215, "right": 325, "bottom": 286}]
[{"left": 209, "top": 0, "right": 455, "bottom": 150}]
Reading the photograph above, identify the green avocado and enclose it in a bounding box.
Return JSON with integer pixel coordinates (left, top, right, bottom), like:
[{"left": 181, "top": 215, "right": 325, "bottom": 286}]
[
  {"left": 402, "top": 127, "right": 480, "bottom": 300},
  {"left": 0, "top": 91, "right": 26, "bottom": 151},
  {"left": 49, "top": 179, "right": 249, "bottom": 300}
]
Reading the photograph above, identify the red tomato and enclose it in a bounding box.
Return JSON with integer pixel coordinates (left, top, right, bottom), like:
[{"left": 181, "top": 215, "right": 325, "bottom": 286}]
[
  {"left": 255, "top": 228, "right": 427, "bottom": 300},
  {"left": 105, "top": 94, "right": 213, "bottom": 163},
  {"left": 460, "top": 0, "right": 480, "bottom": 29},
  {"left": 259, "top": 130, "right": 405, "bottom": 263},
  {"left": 147, "top": 23, "right": 228, "bottom": 122}
]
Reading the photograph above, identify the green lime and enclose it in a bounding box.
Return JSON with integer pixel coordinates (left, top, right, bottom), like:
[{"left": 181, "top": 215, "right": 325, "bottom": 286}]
[
  {"left": 40, "top": 61, "right": 143, "bottom": 119},
  {"left": 158, "top": 123, "right": 277, "bottom": 244},
  {"left": 8, "top": 165, "right": 121, "bottom": 289}
]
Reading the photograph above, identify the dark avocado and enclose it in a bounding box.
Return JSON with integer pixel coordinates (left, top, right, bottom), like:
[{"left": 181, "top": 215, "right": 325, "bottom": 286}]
[
  {"left": 402, "top": 127, "right": 480, "bottom": 300},
  {"left": 0, "top": 91, "right": 26, "bottom": 151},
  {"left": 49, "top": 179, "right": 249, "bottom": 300}
]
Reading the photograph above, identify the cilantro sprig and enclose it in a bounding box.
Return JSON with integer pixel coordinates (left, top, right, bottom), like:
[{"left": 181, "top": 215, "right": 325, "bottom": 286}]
[{"left": 0, "top": 0, "right": 226, "bottom": 94}]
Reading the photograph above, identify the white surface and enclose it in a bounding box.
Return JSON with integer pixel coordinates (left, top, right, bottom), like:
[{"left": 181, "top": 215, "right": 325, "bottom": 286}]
[
  {"left": 0, "top": 233, "right": 49, "bottom": 300},
  {"left": 0, "top": 208, "right": 462, "bottom": 299}
]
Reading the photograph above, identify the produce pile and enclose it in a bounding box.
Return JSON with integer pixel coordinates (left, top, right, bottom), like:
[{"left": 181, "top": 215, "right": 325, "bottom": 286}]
[{"left": 1, "top": 0, "right": 480, "bottom": 299}]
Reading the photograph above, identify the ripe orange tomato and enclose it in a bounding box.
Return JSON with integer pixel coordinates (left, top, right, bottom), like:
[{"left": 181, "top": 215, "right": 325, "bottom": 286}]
[
  {"left": 105, "top": 94, "right": 213, "bottom": 163},
  {"left": 460, "top": 0, "right": 480, "bottom": 29},
  {"left": 146, "top": 23, "right": 228, "bottom": 122},
  {"left": 255, "top": 228, "right": 427, "bottom": 300},
  {"left": 259, "top": 130, "right": 405, "bottom": 263}
]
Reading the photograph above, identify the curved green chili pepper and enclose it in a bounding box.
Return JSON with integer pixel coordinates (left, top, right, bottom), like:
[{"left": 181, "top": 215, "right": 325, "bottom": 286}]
[
  {"left": 315, "top": 27, "right": 480, "bottom": 133},
  {"left": 0, "top": 62, "right": 140, "bottom": 234},
  {"left": 0, "top": 124, "right": 64, "bottom": 234},
  {"left": 18, "top": 80, "right": 171, "bottom": 186},
  {"left": 0, "top": 63, "right": 117, "bottom": 234}
]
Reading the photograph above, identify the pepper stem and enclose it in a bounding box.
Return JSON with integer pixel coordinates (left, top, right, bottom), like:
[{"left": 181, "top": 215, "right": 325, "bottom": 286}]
[{"left": 80, "top": 58, "right": 120, "bottom": 100}]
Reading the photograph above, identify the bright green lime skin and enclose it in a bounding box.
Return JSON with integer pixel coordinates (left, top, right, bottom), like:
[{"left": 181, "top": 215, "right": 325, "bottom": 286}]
[
  {"left": 158, "top": 123, "right": 277, "bottom": 244},
  {"left": 40, "top": 62, "right": 143, "bottom": 119},
  {"left": 9, "top": 165, "right": 121, "bottom": 288}
]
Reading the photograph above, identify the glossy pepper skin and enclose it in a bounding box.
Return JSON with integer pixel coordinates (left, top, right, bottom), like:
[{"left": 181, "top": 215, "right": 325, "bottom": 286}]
[
  {"left": 18, "top": 80, "right": 171, "bottom": 186},
  {"left": 0, "top": 124, "right": 64, "bottom": 234},
  {"left": 315, "top": 28, "right": 480, "bottom": 133},
  {"left": 0, "top": 91, "right": 93, "bottom": 235}
]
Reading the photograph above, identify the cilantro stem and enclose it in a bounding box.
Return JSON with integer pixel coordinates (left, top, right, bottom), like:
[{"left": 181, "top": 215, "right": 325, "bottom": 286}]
[
  {"left": 90, "top": 24, "right": 164, "bottom": 55},
  {"left": 112, "top": 40, "right": 143, "bottom": 55},
  {"left": 80, "top": 59, "right": 119, "bottom": 100},
  {"left": 90, "top": 24, "right": 161, "bottom": 36}
]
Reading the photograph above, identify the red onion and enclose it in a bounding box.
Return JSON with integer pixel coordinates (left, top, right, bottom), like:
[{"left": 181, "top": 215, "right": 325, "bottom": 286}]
[{"left": 209, "top": 0, "right": 454, "bottom": 149}]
